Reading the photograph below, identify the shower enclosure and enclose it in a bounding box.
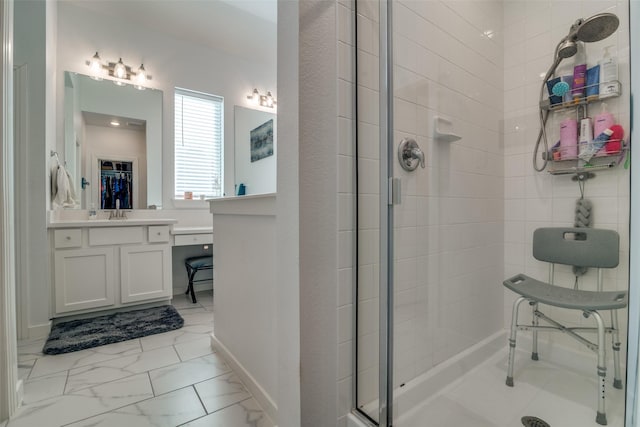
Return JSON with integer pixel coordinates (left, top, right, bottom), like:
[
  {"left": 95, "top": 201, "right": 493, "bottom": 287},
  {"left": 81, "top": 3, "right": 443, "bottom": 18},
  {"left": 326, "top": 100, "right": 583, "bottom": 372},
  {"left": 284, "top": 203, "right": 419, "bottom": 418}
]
[{"left": 353, "top": 0, "right": 634, "bottom": 426}]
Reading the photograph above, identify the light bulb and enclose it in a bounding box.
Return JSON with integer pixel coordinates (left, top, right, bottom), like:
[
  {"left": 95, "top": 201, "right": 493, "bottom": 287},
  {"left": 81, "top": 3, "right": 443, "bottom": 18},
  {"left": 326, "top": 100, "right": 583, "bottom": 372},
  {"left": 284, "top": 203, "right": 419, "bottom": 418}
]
[
  {"left": 251, "top": 89, "right": 259, "bottom": 105},
  {"left": 136, "top": 64, "right": 146, "bottom": 84},
  {"left": 113, "top": 58, "right": 127, "bottom": 79},
  {"left": 133, "top": 64, "right": 147, "bottom": 90},
  {"left": 266, "top": 91, "right": 274, "bottom": 108},
  {"left": 88, "top": 52, "right": 103, "bottom": 79},
  {"left": 110, "top": 120, "right": 120, "bottom": 127}
]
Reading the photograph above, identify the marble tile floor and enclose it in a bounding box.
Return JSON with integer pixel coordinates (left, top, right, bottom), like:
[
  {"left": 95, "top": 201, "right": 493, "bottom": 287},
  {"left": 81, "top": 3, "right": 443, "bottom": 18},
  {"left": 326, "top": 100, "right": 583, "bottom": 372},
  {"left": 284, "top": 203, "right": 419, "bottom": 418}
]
[
  {"left": 9, "top": 291, "right": 274, "bottom": 427},
  {"left": 396, "top": 346, "right": 626, "bottom": 427}
]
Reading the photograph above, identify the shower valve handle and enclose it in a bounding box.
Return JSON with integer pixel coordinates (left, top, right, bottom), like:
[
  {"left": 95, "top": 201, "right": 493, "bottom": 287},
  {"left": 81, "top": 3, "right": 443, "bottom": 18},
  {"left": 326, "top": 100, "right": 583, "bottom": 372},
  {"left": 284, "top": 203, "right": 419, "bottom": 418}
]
[{"left": 398, "top": 138, "right": 425, "bottom": 171}]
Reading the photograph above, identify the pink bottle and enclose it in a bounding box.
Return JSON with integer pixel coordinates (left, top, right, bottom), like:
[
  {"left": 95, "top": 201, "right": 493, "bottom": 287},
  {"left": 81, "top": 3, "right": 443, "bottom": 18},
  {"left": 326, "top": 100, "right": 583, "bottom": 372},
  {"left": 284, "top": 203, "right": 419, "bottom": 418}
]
[{"left": 559, "top": 117, "right": 578, "bottom": 159}]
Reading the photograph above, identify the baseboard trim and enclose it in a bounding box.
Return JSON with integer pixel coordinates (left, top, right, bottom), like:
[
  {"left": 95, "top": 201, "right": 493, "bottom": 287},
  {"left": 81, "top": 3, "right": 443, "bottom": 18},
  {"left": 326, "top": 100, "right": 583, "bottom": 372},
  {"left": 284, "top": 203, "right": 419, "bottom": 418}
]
[
  {"left": 210, "top": 333, "right": 277, "bottom": 424},
  {"left": 15, "top": 379, "right": 23, "bottom": 407},
  {"left": 27, "top": 322, "right": 51, "bottom": 340}
]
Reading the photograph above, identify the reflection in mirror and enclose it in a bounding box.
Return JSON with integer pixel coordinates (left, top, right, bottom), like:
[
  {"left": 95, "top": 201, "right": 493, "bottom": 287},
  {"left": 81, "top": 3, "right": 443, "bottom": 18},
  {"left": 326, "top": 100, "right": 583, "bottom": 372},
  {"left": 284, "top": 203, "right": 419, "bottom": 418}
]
[
  {"left": 63, "top": 71, "right": 162, "bottom": 209},
  {"left": 234, "top": 106, "right": 277, "bottom": 195}
]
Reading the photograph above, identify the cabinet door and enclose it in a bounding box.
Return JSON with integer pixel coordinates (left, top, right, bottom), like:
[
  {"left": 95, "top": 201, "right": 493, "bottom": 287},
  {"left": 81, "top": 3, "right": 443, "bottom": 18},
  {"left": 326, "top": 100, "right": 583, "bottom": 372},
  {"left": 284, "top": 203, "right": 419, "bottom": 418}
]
[
  {"left": 120, "top": 244, "right": 172, "bottom": 303},
  {"left": 55, "top": 247, "right": 115, "bottom": 314}
]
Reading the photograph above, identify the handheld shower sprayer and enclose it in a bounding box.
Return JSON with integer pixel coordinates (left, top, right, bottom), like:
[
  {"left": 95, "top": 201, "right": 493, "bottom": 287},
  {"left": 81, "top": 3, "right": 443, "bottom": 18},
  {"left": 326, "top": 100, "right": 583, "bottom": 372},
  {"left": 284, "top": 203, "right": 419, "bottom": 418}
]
[{"left": 532, "top": 13, "right": 619, "bottom": 171}]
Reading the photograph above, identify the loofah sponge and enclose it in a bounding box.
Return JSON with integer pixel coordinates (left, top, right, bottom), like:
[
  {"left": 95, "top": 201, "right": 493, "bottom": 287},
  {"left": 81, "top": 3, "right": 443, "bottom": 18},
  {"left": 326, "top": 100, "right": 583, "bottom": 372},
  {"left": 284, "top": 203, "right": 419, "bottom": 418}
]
[{"left": 605, "top": 124, "right": 624, "bottom": 154}]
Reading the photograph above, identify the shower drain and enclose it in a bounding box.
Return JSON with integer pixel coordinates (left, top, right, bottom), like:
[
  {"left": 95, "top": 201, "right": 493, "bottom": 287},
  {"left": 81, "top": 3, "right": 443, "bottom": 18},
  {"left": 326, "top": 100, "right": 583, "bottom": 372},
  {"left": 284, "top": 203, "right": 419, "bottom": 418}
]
[{"left": 521, "top": 416, "right": 551, "bottom": 427}]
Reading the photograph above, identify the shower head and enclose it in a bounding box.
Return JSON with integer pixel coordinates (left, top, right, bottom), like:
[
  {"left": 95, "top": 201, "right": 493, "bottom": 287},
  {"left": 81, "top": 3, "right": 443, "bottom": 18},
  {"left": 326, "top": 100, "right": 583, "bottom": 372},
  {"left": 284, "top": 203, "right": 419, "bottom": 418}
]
[
  {"left": 552, "top": 13, "right": 619, "bottom": 61},
  {"left": 567, "top": 13, "right": 619, "bottom": 43},
  {"left": 557, "top": 39, "right": 578, "bottom": 58}
]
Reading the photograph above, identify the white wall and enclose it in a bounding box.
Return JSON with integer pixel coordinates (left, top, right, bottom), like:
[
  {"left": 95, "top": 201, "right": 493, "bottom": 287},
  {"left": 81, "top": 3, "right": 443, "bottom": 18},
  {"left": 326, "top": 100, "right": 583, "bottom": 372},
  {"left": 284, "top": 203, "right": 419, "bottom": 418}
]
[
  {"left": 502, "top": 0, "right": 631, "bottom": 354},
  {"left": 298, "top": 0, "right": 341, "bottom": 425},
  {"left": 211, "top": 201, "right": 277, "bottom": 415},
  {"left": 55, "top": 2, "right": 277, "bottom": 203},
  {"left": 275, "top": 0, "right": 301, "bottom": 425},
  {"left": 234, "top": 106, "right": 277, "bottom": 195}
]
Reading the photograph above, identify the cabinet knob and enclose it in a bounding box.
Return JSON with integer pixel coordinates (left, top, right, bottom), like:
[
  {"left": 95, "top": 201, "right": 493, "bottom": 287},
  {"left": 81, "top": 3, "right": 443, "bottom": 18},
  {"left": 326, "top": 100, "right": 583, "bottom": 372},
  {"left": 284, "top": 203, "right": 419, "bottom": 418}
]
[
  {"left": 157, "top": 232, "right": 161, "bottom": 236},
  {"left": 66, "top": 236, "right": 71, "bottom": 240}
]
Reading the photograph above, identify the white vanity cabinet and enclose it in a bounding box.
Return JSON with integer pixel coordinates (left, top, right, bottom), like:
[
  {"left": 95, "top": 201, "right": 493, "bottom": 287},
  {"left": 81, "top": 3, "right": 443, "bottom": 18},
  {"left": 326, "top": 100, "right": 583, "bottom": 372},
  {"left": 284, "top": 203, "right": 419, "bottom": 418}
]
[
  {"left": 54, "top": 246, "right": 116, "bottom": 313},
  {"left": 120, "top": 244, "right": 171, "bottom": 303},
  {"left": 50, "top": 222, "right": 175, "bottom": 317}
]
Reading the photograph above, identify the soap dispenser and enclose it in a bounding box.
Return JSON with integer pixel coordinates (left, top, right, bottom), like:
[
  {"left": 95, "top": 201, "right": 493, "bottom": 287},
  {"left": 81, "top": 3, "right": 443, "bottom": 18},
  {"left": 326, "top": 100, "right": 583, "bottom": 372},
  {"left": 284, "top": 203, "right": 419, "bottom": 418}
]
[
  {"left": 89, "top": 203, "right": 97, "bottom": 219},
  {"left": 599, "top": 46, "right": 620, "bottom": 99}
]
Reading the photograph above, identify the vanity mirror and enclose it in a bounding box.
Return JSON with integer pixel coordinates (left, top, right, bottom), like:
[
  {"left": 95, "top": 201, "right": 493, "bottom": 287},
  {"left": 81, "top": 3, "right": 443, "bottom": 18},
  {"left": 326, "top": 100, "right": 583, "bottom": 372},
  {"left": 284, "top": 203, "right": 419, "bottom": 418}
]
[
  {"left": 234, "top": 106, "right": 277, "bottom": 195},
  {"left": 63, "top": 71, "right": 162, "bottom": 209}
]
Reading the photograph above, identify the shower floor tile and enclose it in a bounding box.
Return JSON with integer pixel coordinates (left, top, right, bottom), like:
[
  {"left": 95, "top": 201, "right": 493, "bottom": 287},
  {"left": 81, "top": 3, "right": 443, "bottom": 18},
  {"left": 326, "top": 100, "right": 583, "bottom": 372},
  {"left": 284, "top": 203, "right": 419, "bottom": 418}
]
[{"left": 396, "top": 346, "right": 625, "bottom": 427}]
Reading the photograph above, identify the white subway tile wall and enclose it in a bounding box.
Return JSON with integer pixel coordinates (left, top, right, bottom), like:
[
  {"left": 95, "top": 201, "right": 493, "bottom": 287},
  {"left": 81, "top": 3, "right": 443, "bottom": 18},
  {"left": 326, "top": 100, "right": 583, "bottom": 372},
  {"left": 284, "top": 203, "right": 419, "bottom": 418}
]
[
  {"left": 390, "top": 0, "right": 505, "bottom": 392},
  {"left": 502, "top": 0, "right": 630, "bottom": 356}
]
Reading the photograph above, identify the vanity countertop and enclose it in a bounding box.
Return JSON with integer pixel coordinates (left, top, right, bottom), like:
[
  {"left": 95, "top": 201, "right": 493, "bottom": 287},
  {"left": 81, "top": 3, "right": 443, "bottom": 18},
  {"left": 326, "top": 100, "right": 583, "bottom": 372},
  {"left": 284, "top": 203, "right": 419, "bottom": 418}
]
[
  {"left": 171, "top": 226, "right": 213, "bottom": 235},
  {"left": 209, "top": 192, "right": 276, "bottom": 216},
  {"left": 47, "top": 218, "right": 179, "bottom": 228}
]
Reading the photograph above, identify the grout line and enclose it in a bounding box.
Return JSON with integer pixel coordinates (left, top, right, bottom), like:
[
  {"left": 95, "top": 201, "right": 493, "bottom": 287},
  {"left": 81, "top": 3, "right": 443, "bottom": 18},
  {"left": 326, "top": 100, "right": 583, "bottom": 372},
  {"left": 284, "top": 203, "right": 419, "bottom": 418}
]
[
  {"left": 59, "top": 383, "right": 202, "bottom": 426},
  {"left": 148, "top": 371, "right": 156, "bottom": 397},
  {"left": 192, "top": 384, "right": 208, "bottom": 414}
]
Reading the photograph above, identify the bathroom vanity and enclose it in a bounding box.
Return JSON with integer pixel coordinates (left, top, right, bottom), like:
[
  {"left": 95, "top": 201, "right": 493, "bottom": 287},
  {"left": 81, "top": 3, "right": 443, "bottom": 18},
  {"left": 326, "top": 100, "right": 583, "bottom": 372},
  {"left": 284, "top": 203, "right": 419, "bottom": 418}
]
[{"left": 48, "top": 217, "right": 178, "bottom": 317}]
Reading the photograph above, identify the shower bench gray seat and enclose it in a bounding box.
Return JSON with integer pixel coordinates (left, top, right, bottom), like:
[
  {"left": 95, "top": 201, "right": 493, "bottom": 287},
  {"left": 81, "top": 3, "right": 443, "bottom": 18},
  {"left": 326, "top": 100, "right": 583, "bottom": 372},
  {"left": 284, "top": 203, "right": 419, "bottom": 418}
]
[{"left": 503, "top": 227, "right": 627, "bottom": 426}]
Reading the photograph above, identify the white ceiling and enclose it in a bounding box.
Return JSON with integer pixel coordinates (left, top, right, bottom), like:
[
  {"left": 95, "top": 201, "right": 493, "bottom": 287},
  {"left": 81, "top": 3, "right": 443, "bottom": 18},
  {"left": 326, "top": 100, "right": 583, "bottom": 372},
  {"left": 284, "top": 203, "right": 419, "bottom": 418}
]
[
  {"left": 83, "top": 111, "right": 147, "bottom": 132},
  {"left": 65, "top": 0, "right": 277, "bottom": 63}
]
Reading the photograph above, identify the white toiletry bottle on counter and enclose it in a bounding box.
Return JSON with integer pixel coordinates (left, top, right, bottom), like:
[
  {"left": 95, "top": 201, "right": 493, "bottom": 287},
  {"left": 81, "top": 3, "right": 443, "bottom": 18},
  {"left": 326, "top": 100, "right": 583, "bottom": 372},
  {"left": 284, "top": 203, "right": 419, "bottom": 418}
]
[
  {"left": 89, "top": 203, "right": 97, "bottom": 219},
  {"left": 599, "top": 46, "right": 620, "bottom": 99}
]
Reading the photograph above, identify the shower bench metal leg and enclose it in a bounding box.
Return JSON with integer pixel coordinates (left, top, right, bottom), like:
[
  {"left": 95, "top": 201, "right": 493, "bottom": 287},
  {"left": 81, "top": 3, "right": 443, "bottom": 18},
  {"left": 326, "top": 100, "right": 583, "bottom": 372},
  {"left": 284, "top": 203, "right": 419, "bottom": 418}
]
[
  {"left": 591, "top": 311, "right": 608, "bottom": 426},
  {"left": 506, "top": 297, "right": 527, "bottom": 387},
  {"left": 531, "top": 302, "right": 539, "bottom": 360},
  {"left": 611, "top": 310, "right": 623, "bottom": 389}
]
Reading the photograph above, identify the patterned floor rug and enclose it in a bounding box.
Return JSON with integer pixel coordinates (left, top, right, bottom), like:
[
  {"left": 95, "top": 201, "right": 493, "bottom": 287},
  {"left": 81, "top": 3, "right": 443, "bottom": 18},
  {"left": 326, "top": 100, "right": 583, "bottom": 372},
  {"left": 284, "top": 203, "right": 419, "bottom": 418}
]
[{"left": 43, "top": 305, "right": 184, "bottom": 355}]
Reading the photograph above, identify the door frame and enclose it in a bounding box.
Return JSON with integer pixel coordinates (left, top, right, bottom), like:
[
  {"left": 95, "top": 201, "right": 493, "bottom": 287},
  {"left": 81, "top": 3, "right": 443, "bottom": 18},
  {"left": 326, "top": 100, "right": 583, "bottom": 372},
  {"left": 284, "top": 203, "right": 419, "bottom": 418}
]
[{"left": 0, "top": 0, "right": 19, "bottom": 421}]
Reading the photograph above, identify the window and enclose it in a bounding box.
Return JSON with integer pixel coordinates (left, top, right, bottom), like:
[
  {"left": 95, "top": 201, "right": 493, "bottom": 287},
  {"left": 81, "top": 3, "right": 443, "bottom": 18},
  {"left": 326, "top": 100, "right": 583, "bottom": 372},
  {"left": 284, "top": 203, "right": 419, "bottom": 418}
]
[{"left": 174, "top": 88, "right": 223, "bottom": 199}]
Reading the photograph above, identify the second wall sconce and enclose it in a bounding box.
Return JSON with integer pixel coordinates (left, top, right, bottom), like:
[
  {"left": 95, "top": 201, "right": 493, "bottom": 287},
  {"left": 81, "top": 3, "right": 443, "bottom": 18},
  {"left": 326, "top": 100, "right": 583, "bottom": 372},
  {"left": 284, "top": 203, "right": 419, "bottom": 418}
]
[
  {"left": 86, "top": 52, "right": 152, "bottom": 90},
  {"left": 247, "top": 88, "right": 276, "bottom": 108}
]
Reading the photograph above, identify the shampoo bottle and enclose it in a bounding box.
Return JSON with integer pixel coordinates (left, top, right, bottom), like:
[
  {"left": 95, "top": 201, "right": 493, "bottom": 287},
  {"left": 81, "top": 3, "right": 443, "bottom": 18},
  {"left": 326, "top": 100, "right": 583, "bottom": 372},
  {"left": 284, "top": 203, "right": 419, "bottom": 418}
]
[
  {"left": 599, "top": 46, "right": 620, "bottom": 99},
  {"left": 559, "top": 113, "right": 578, "bottom": 159},
  {"left": 571, "top": 42, "right": 587, "bottom": 102},
  {"left": 579, "top": 116, "right": 594, "bottom": 158}
]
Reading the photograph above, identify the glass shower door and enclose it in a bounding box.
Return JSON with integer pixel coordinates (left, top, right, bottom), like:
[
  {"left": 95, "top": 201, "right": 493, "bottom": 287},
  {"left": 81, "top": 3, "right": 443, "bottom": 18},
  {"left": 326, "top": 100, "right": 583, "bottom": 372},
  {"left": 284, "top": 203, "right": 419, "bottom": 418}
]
[{"left": 389, "top": 1, "right": 506, "bottom": 424}]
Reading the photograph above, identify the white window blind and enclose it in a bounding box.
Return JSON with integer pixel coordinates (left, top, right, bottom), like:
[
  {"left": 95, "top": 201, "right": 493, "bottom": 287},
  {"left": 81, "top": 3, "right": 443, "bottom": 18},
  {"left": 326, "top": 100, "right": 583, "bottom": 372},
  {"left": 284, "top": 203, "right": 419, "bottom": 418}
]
[{"left": 174, "top": 88, "right": 223, "bottom": 199}]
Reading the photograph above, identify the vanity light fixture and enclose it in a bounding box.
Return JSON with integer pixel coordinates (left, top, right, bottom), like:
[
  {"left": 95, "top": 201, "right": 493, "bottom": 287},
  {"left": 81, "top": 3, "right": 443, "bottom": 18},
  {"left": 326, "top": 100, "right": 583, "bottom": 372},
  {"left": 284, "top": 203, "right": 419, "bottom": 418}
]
[
  {"left": 85, "top": 52, "right": 152, "bottom": 90},
  {"left": 88, "top": 52, "right": 104, "bottom": 80},
  {"left": 246, "top": 88, "right": 277, "bottom": 109}
]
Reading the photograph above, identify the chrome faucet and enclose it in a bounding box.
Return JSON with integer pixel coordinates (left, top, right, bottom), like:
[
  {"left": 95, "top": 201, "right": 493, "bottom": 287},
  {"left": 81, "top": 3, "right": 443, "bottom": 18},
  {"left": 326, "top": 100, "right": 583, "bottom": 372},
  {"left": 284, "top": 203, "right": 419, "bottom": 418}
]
[{"left": 109, "top": 199, "right": 127, "bottom": 220}]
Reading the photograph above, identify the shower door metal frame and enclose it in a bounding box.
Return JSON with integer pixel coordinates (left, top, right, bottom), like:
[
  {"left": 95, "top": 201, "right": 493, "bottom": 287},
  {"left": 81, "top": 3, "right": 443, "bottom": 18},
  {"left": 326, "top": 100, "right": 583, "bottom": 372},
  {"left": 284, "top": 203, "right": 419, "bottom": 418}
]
[
  {"left": 352, "top": 0, "right": 395, "bottom": 425},
  {"left": 378, "top": 0, "right": 394, "bottom": 425},
  {"left": 626, "top": 0, "right": 640, "bottom": 425}
]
